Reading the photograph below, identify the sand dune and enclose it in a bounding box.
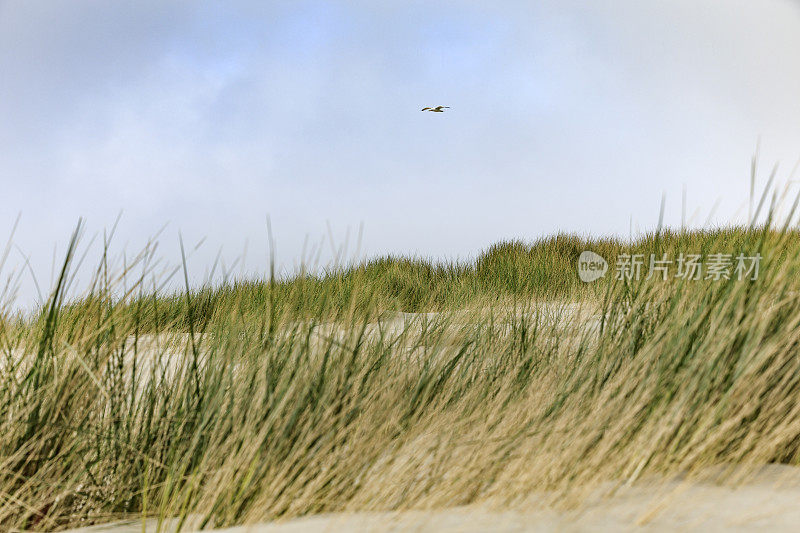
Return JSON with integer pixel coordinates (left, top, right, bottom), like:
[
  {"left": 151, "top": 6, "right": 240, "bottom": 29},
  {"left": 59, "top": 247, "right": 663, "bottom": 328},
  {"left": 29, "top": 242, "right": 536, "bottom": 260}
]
[
  {"left": 59, "top": 302, "right": 792, "bottom": 533},
  {"left": 64, "top": 465, "right": 800, "bottom": 532}
]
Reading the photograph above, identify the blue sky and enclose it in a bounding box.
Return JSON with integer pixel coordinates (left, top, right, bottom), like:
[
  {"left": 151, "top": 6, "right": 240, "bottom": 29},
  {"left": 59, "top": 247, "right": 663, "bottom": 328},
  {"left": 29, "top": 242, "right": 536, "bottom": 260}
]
[{"left": 1, "top": 1, "right": 800, "bottom": 305}]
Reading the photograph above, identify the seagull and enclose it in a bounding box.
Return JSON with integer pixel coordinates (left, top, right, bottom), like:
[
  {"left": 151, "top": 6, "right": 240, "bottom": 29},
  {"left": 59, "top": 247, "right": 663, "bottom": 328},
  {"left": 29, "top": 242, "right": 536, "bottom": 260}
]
[{"left": 421, "top": 106, "right": 450, "bottom": 112}]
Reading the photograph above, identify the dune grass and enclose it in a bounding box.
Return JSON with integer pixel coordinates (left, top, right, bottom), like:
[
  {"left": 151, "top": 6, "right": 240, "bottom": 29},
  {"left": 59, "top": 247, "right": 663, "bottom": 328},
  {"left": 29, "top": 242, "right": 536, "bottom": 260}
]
[{"left": 3, "top": 224, "right": 800, "bottom": 530}]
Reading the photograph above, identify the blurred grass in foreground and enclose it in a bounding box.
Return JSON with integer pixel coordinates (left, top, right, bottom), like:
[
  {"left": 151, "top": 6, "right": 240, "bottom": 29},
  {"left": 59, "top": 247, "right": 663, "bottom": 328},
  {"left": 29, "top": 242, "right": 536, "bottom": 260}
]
[{"left": 3, "top": 225, "right": 800, "bottom": 530}]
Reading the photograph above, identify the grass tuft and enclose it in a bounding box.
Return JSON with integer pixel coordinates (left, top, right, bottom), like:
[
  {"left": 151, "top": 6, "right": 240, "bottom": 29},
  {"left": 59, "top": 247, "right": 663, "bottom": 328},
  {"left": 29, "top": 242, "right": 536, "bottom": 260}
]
[{"left": 1, "top": 226, "right": 800, "bottom": 529}]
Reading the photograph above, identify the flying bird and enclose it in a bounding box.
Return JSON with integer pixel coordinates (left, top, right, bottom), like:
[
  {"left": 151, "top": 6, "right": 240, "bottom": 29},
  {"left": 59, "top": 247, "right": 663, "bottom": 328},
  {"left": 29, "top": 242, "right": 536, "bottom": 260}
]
[{"left": 421, "top": 106, "right": 450, "bottom": 112}]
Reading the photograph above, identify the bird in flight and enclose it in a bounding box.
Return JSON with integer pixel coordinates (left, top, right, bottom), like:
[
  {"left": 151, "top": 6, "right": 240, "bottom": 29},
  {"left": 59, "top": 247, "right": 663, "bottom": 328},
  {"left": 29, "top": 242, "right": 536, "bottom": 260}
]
[{"left": 421, "top": 106, "right": 450, "bottom": 112}]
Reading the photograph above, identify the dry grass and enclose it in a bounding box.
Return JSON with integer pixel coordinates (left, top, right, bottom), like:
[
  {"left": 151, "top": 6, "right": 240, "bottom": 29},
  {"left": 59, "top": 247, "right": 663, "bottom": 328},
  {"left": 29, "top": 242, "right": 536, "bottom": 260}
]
[{"left": 2, "top": 223, "right": 800, "bottom": 530}]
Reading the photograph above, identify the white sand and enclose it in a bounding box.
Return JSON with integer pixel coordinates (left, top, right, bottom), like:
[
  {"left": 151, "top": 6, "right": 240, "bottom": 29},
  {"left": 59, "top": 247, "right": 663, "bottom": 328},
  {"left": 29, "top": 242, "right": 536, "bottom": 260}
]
[{"left": 64, "top": 465, "right": 800, "bottom": 532}]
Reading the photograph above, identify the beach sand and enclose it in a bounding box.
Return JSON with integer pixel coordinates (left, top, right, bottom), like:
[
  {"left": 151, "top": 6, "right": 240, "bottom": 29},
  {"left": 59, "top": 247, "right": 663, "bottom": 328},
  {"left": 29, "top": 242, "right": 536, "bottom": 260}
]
[{"left": 64, "top": 465, "right": 800, "bottom": 532}]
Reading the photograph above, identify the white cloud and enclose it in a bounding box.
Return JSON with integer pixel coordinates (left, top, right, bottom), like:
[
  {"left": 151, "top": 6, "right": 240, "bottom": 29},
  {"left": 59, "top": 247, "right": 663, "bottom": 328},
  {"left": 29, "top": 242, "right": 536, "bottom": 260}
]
[{"left": 0, "top": 0, "right": 799, "bottom": 306}]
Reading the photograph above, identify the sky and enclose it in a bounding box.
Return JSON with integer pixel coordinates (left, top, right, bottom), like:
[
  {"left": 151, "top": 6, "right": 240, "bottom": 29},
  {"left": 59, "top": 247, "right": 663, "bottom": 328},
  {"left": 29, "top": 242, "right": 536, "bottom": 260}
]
[{"left": 1, "top": 0, "right": 800, "bottom": 306}]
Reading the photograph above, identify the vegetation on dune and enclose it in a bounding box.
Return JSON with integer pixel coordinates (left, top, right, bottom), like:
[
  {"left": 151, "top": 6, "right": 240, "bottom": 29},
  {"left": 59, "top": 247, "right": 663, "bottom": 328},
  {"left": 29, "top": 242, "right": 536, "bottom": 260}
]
[
  {"left": 3, "top": 224, "right": 800, "bottom": 530},
  {"left": 58, "top": 226, "right": 800, "bottom": 332}
]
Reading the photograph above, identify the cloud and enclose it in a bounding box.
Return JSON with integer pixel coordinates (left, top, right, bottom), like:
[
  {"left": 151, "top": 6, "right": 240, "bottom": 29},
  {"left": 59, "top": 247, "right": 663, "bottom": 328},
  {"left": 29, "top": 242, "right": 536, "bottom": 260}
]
[{"left": 1, "top": 0, "right": 799, "bottom": 306}]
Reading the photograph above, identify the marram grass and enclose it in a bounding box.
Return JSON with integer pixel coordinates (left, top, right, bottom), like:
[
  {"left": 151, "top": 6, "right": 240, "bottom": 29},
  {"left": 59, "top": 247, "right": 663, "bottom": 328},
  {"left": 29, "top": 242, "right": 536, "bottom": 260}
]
[{"left": 3, "top": 226, "right": 800, "bottom": 530}]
